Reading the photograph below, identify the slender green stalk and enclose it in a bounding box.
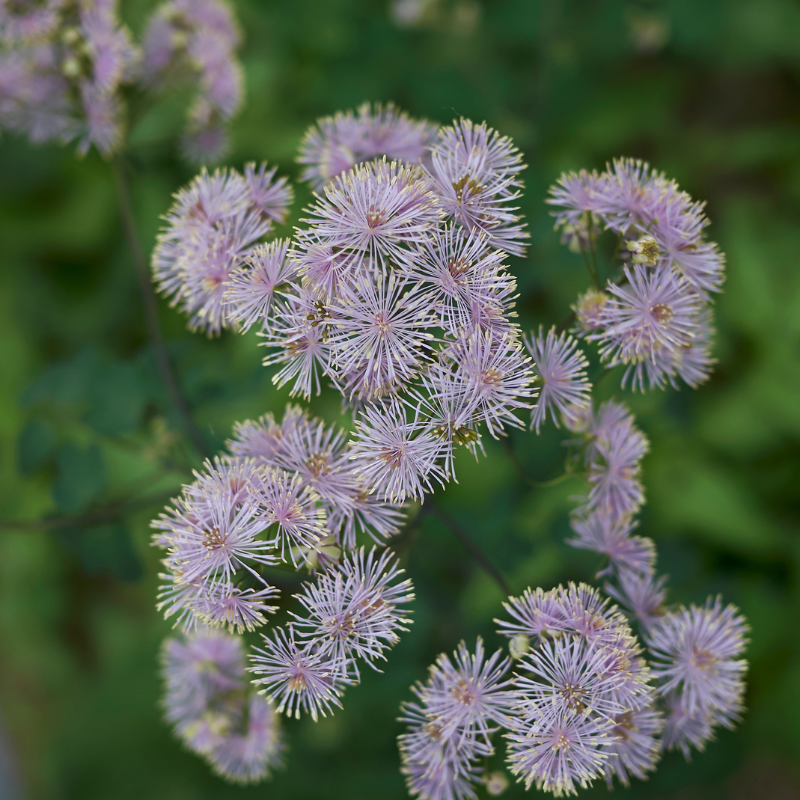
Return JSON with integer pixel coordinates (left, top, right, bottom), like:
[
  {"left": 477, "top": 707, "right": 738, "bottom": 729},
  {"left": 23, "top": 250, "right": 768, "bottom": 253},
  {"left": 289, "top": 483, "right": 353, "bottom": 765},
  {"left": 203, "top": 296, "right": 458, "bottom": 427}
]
[{"left": 111, "top": 156, "right": 210, "bottom": 459}]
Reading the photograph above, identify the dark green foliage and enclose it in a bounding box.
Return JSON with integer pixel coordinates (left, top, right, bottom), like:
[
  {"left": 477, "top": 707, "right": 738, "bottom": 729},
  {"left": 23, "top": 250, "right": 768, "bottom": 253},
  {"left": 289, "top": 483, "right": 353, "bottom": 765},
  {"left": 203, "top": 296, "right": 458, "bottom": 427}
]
[{"left": 1, "top": 0, "right": 799, "bottom": 798}]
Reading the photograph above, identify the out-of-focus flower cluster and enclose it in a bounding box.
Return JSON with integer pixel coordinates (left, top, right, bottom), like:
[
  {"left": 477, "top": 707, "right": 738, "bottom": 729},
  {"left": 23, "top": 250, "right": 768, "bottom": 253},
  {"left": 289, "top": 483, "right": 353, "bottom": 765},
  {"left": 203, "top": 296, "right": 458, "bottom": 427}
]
[
  {"left": 162, "top": 629, "right": 283, "bottom": 784},
  {"left": 0, "top": 0, "right": 244, "bottom": 161},
  {"left": 399, "top": 583, "right": 660, "bottom": 799},
  {"left": 298, "top": 102, "right": 438, "bottom": 189},
  {"left": 140, "top": 0, "right": 243, "bottom": 162},
  {"left": 0, "top": 0, "right": 138, "bottom": 155},
  {"left": 549, "top": 159, "right": 724, "bottom": 391}
]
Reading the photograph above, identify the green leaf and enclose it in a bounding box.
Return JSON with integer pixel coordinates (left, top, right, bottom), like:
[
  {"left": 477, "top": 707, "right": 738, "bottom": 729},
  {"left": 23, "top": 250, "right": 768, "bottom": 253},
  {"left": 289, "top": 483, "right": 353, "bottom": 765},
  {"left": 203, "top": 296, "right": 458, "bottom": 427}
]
[
  {"left": 57, "top": 523, "right": 143, "bottom": 582},
  {"left": 83, "top": 362, "right": 148, "bottom": 436},
  {"left": 18, "top": 419, "right": 57, "bottom": 475},
  {"left": 21, "top": 348, "right": 99, "bottom": 408},
  {"left": 52, "top": 444, "right": 106, "bottom": 513}
]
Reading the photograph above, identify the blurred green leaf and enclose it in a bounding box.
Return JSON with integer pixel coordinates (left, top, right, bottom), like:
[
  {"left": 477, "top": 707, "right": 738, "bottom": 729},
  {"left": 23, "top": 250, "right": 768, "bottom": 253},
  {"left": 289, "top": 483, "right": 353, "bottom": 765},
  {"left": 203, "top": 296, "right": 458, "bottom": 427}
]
[
  {"left": 21, "top": 348, "right": 99, "bottom": 409},
  {"left": 57, "top": 523, "right": 143, "bottom": 582},
  {"left": 52, "top": 443, "right": 107, "bottom": 513},
  {"left": 82, "top": 362, "right": 148, "bottom": 436},
  {"left": 17, "top": 419, "right": 57, "bottom": 475}
]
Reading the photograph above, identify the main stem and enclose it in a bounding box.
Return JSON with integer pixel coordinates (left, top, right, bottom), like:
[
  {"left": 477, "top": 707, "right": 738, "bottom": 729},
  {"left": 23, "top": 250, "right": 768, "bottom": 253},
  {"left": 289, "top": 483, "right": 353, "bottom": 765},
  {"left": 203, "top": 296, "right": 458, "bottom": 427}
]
[
  {"left": 428, "top": 500, "right": 510, "bottom": 596},
  {"left": 111, "top": 156, "right": 210, "bottom": 459}
]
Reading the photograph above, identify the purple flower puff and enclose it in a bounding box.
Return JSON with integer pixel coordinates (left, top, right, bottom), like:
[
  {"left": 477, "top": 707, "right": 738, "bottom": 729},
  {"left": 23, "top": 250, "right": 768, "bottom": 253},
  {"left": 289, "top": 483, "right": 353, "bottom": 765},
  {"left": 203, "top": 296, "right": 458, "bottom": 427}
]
[
  {"left": 524, "top": 326, "right": 592, "bottom": 433},
  {"left": 298, "top": 101, "right": 438, "bottom": 188}
]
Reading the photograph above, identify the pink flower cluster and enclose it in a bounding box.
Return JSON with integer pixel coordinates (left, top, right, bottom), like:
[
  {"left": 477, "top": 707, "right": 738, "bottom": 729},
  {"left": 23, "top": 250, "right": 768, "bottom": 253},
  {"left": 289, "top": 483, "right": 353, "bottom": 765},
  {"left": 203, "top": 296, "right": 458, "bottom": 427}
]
[
  {"left": 561, "top": 398, "right": 748, "bottom": 761},
  {"left": 550, "top": 159, "right": 723, "bottom": 391},
  {"left": 140, "top": 0, "right": 244, "bottom": 162},
  {"left": 399, "top": 584, "right": 660, "bottom": 799},
  {"left": 0, "top": 0, "right": 139, "bottom": 155},
  {"left": 161, "top": 629, "right": 283, "bottom": 783}
]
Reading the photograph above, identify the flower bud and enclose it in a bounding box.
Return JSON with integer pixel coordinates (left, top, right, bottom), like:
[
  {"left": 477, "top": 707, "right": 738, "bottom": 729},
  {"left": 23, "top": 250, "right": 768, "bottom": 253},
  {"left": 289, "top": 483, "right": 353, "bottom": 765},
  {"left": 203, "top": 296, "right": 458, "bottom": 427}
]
[
  {"left": 626, "top": 235, "right": 659, "bottom": 267},
  {"left": 509, "top": 633, "right": 530, "bottom": 660},
  {"left": 484, "top": 771, "right": 510, "bottom": 795}
]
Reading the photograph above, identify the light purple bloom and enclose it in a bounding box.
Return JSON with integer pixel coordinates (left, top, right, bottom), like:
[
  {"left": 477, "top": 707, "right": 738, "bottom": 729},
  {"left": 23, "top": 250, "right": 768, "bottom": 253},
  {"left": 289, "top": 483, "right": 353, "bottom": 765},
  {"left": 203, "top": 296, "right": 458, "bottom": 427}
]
[
  {"left": 569, "top": 512, "right": 655, "bottom": 577},
  {"left": 583, "top": 410, "right": 648, "bottom": 519},
  {"left": 329, "top": 271, "right": 433, "bottom": 400},
  {"left": 605, "top": 568, "right": 668, "bottom": 631},
  {"left": 659, "top": 690, "right": 714, "bottom": 758},
  {"left": 255, "top": 467, "right": 326, "bottom": 564},
  {"left": 298, "top": 158, "right": 441, "bottom": 274},
  {"left": 496, "top": 586, "right": 571, "bottom": 644},
  {"left": 403, "top": 225, "right": 512, "bottom": 337},
  {"left": 292, "top": 547, "right": 414, "bottom": 669},
  {"left": 224, "top": 239, "right": 296, "bottom": 332},
  {"left": 442, "top": 329, "right": 535, "bottom": 438},
  {"left": 162, "top": 630, "right": 244, "bottom": 732},
  {"left": 425, "top": 119, "right": 529, "bottom": 256},
  {"left": 399, "top": 700, "right": 485, "bottom": 800},
  {"left": 349, "top": 398, "right": 447, "bottom": 503},
  {"left": 514, "top": 636, "right": 632, "bottom": 723},
  {"left": 603, "top": 704, "right": 663, "bottom": 787},
  {"left": 590, "top": 263, "right": 703, "bottom": 389},
  {"left": 261, "top": 285, "right": 335, "bottom": 398},
  {"left": 524, "top": 326, "right": 591, "bottom": 433},
  {"left": 250, "top": 624, "right": 347, "bottom": 721},
  {"left": 546, "top": 168, "right": 611, "bottom": 228},
  {"left": 647, "top": 598, "right": 748, "bottom": 731},
  {"left": 420, "top": 639, "right": 515, "bottom": 745},
  {"left": 298, "top": 101, "right": 438, "bottom": 189},
  {"left": 549, "top": 158, "right": 724, "bottom": 296},
  {"left": 504, "top": 706, "right": 613, "bottom": 795}
]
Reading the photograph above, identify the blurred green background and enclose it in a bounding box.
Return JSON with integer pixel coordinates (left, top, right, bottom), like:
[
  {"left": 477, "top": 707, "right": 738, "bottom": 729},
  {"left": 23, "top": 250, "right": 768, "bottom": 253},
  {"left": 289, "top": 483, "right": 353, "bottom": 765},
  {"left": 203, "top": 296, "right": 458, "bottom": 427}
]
[{"left": 2, "top": 0, "right": 800, "bottom": 797}]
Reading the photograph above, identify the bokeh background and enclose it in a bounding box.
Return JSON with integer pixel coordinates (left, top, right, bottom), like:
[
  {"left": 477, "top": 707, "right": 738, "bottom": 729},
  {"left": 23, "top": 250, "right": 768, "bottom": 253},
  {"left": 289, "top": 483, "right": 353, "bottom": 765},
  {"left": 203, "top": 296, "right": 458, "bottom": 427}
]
[{"left": 2, "top": 0, "right": 800, "bottom": 797}]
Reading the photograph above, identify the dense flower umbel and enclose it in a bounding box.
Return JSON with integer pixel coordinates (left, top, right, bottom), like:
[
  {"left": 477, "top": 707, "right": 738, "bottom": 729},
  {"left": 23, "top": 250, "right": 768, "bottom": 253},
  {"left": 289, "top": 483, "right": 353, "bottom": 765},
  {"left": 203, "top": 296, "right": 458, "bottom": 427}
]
[
  {"left": 399, "top": 639, "right": 514, "bottom": 800},
  {"left": 0, "top": 0, "right": 138, "bottom": 155},
  {"left": 548, "top": 158, "right": 723, "bottom": 391},
  {"left": 251, "top": 549, "right": 414, "bottom": 718},
  {"left": 495, "top": 584, "right": 661, "bottom": 795},
  {"left": 397, "top": 583, "right": 660, "bottom": 798},
  {"left": 186, "top": 112, "right": 537, "bottom": 504},
  {"left": 145, "top": 117, "right": 748, "bottom": 792},
  {"left": 161, "top": 630, "right": 283, "bottom": 783},
  {"left": 151, "top": 164, "right": 292, "bottom": 335},
  {"left": 647, "top": 598, "right": 748, "bottom": 755},
  {"left": 141, "top": 0, "right": 244, "bottom": 162}
]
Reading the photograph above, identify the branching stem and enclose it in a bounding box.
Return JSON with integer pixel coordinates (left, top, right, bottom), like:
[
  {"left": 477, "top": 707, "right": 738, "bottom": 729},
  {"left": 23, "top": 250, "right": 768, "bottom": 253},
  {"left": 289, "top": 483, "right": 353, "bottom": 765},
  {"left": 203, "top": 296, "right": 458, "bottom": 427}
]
[
  {"left": 428, "top": 500, "right": 510, "bottom": 596},
  {"left": 111, "top": 156, "right": 210, "bottom": 458}
]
